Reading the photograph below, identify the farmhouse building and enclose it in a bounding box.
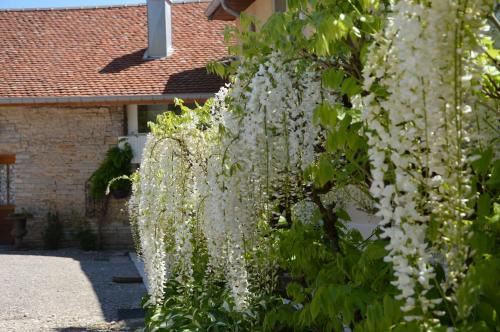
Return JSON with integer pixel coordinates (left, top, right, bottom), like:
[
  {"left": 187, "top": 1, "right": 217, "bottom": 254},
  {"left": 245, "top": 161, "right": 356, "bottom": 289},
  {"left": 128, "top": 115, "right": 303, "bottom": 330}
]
[{"left": 0, "top": 0, "right": 230, "bottom": 247}]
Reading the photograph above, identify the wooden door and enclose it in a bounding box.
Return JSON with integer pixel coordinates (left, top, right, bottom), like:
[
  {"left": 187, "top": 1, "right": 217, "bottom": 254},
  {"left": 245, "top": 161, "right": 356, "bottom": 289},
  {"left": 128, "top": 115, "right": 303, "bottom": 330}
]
[{"left": 0, "top": 155, "right": 15, "bottom": 245}]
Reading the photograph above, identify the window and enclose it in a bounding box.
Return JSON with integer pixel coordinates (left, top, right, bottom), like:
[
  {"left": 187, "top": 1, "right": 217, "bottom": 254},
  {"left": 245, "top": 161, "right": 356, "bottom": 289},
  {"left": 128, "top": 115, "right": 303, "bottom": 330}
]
[
  {"left": 0, "top": 155, "right": 15, "bottom": 206},
  {"left": 274, "top": 0, "right": 287, "bottom": 13},
  {"left": 137, "top": 103, "right": 196, "bottom": 133},
  {"left": 250, "top": 22, "right": 256, "bottom": 32}
]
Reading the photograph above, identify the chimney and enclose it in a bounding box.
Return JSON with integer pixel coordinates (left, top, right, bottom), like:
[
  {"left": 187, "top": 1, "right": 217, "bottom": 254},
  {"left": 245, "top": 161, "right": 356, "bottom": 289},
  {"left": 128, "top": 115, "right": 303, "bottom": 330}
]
[{"left": 144, "top": 0, "right": 173, "bottom": 59}]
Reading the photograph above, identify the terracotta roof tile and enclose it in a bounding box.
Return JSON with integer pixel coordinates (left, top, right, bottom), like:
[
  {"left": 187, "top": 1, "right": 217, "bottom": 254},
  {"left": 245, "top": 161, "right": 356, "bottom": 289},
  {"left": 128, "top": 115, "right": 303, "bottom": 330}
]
[{"left": 0, "top": 3, "right": 231, "bottom": 100}]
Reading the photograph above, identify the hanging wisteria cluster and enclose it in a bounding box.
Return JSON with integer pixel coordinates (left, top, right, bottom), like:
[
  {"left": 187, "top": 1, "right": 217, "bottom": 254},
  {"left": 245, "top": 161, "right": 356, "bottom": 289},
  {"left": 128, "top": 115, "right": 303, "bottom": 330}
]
[
  {"left": 128, "top": 108, "right": 209, "bottom": 303},
  {"left": 130, "top": 54, "right": 335, "bottom": 308},
  {"left": 363, "top": 0, "right": 495, "bottom": 322},
  {"left": 129, "top": 1, "right": 498, "bottom": 328}
]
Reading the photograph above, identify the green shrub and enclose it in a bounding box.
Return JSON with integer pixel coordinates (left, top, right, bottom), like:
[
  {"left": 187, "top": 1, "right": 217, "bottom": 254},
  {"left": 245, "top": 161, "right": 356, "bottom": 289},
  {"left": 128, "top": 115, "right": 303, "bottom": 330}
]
[
  {"left": 141, "top": 232, "right": 274, "bottom": 332},
  {"left": 90, "top": 143, "right": 133, "bottom": 199},
  {"left": 42, "top": 211, "right": 64, "bottom": 250},
  {"left": 75, "top": 228, "right": 97, "bottom": 251},
  {"left": 263, "top": 223, "right": 400, "bottom": 331}
]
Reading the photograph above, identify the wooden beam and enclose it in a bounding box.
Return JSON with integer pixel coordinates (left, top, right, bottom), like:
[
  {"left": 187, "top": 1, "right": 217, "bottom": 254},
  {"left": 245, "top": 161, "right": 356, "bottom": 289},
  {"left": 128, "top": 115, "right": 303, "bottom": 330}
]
[
  {"left": 0, "top": 205, "right": 15, "bottom": 211},
  {"left": 0, "top": 155, "right": 15, "bottom": 164}
]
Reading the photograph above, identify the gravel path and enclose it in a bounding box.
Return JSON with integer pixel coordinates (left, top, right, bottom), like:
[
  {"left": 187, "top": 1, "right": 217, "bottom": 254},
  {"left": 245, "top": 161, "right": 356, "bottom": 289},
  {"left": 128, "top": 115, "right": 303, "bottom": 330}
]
[{"left": 0, "top": 249, "right": 147, "bottom": 332}]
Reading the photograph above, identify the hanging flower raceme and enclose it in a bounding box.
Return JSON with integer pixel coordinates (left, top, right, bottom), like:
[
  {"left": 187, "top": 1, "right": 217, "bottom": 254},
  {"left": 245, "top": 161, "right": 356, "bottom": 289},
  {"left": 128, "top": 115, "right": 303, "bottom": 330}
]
[
  {"left": 363, "top": 0, "right": 494, "bottom": 322},
  {"left": 201, "top": 54, "right": 335, "bottom": 309},
  {"left": 130, "top": 107, "right": 210, "bottom": 304},
  {"left": 130, "top": 52, "right": 336, "bottom": 309}
]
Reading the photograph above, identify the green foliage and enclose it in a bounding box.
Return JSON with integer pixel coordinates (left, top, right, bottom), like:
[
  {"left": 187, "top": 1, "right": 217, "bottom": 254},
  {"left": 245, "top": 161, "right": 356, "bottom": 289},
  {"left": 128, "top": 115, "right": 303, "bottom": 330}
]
[
  {"left": 75, "top": 227, "right": 97, "bottom": 251},
  {"left": 142, "top": 233, "right": 275, "bottom": 332},
  {"left": 142, "top": 276, "right": 265, "bottom": 332},
  {"left": 454, "top": 147, "right": 500, "bottom": 330},
  {"left": 224, "top": 0, "right": 389, "bottom": 78},
  {"left": 310, "top": 103, "right": 369, "bottom": 191},
  {"left": 423, "top": 147, "right": 500, "bottom": 330},
  {"left": 89, "top": 142, "right": 133, "bottom": 199},
  {"left": 42, "top": 211, "right": 64, "bottom": 250},
  {"left": 150, "top": 98, "right": 212, "bottom": 138},
  {"left": 263, "top": 222, "right": 401, "bottom": 331}
]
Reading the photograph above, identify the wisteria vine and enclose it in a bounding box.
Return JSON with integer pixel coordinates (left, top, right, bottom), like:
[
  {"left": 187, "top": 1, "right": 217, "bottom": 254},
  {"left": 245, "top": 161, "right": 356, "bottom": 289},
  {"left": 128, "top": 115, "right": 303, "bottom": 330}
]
[
  {"left": 130, "top": 54, "right": 336, "bottom": 308},
  {"left": 363, "top": 0, "right": 496, "bottom": 322},
  {"left": 129, "top": 0, "right": 498, "bottom": 329}
]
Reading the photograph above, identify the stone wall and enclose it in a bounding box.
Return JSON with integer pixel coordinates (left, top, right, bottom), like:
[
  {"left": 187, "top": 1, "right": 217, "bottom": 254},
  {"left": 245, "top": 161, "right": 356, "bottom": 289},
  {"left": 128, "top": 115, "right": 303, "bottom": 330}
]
[{"left": 0, "top": 105, "right": 134, "bottom": 248}]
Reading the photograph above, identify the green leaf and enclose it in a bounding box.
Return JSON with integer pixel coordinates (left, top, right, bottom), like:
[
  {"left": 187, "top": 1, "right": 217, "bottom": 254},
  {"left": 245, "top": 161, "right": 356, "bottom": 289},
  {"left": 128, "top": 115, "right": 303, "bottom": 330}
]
[
  {"left": 477, "top": 302, "right": 497, "bottom": 328},
  {"left": 315, "top": 33, "right": 330, "bottom": 55},
  {"left": 336, "top": 208, "right": 351, "bottom": 221},
  {"left": 472, "top": 148, "right": 493, "bottom": 177},
  {"left": 310, "top": 287, "right": 324, "bottom": 320},
  {"left": 427, "top": 215, "right": 440, "bottom": 242},
  {"left": 341, "top": 77, "right": 362, "bottom": 97},
  {"left": 369, "top": 83, "right": 389, "bottom": 98},
  {"left": 486, "top": 160, "right": 500, "bottom": 189},
  {"left": 316, "top": 155, "right": 334, "bottom": 187},
  {"left": 326, "top": 132, "right": 338, "bottom": 152},
  {"left": 361, "top": 0, "right": 374, "bottom": 10},
  {"left": 313, "top": 103, "right": 337, "bottom": 127},
  {"left": 364, "top": 241, "right": 386, "bottom": 260},
  {"left": 322, "top": 68, "right": 344, "bottom": 90},
  {"left": 287, "top": 282, "right": 306, "bottom": 303},
  {"left": 477, "top": 193, "right": 491, "bottom": 217},
  {"left": 393, "top": 322, "right": 421, "bottom": 332},
  {"left": 208, "top": 61, "right": 226, "bottom": 78},
  {"left": 383, "top": 295, "right": 402, "bottom": 322}
]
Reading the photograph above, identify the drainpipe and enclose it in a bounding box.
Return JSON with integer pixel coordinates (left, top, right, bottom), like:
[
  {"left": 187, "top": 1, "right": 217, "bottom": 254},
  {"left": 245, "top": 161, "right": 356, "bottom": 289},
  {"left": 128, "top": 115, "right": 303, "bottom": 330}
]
[{"left": 126, "top": 105, "right": 138, "bottom": 135}]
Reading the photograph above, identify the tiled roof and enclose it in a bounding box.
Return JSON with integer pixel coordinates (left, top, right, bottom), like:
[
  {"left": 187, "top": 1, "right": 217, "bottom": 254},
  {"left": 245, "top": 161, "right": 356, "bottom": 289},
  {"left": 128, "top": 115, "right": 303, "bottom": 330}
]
[{"left": 0, "top": 3, "right": 231, "bottom": 102}]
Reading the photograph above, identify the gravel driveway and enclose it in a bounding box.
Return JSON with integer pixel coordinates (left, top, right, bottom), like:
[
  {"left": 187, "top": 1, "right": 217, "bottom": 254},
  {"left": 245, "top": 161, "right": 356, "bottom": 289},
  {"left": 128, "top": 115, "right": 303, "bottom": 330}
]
[{"left": 0, "top": 249, "right": 147, "bottom": 332}]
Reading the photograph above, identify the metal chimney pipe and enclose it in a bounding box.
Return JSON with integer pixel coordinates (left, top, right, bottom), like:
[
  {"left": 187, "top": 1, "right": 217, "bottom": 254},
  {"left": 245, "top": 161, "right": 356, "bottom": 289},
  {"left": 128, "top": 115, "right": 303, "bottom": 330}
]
[{"left": 144, "top": 0, "right": 173, "bottom": 59}]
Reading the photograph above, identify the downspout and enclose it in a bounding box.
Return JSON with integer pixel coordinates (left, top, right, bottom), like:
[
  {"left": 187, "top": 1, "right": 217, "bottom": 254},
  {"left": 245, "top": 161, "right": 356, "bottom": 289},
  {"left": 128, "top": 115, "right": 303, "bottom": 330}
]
[{"left": 220, "top": 0, "right": 239, "bottom": 18}]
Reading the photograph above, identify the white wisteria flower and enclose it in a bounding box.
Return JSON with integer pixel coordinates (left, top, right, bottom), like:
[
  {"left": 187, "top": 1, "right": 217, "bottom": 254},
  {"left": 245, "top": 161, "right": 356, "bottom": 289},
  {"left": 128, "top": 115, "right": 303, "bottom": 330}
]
[{"left": 363, "top": 0, "right": 493, "bottom": 322}]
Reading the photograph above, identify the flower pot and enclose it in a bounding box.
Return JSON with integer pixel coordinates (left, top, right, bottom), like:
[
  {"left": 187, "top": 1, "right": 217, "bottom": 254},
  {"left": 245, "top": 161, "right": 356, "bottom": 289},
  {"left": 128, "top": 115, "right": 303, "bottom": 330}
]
[{"left": 111, "top": 188, "right": 130, "bottom": 199}]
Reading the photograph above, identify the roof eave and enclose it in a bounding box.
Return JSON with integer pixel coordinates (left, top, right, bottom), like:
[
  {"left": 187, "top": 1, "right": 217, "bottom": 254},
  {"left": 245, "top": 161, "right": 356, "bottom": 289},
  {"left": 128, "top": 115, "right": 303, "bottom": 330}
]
[
  {"left": 205, "top": 0, "right": 253, "bottom": 20},
  {"left": 0, "top": 93, "right": 216, "bottom": 107},
  {"left": 204, "top": 0, "right": 221, "bottom": 19}
]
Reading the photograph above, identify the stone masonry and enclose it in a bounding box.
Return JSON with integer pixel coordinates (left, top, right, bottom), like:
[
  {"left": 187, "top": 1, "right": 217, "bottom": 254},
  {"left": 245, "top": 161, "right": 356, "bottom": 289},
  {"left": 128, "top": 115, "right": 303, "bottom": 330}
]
[{"left": 0, "top": 106, "right": 134, "bottom": 248}]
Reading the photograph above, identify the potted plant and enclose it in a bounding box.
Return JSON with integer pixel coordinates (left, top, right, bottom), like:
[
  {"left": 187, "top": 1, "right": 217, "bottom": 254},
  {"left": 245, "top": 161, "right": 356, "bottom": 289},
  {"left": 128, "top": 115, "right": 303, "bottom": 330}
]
[
  {"left": 108, "top": 177, "right": 131, "bottom": 199},
  {"left": 89, "top": 143, "right": 133, "bottom": 200},
  {"left": 7, "top": 209, "right": 33, "bottom": 249}
]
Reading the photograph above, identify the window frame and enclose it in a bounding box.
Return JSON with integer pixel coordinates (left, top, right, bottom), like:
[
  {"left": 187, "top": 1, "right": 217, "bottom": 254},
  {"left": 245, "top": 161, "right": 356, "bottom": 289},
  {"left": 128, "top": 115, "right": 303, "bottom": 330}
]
[
  {"left": 0, "top": 155, "right": 15, "bottom": 206},
  {"left": 273, "top": 0, "right": 287, "bottom": 13},
  {"left": 136, "top": 103, "right": 197, "bottom": 134}
]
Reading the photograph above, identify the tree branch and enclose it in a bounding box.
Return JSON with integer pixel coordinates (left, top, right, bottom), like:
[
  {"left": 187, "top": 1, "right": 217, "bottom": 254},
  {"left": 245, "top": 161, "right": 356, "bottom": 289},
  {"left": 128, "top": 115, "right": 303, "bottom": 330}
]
[{"left": 310, "top": 184, "right": 341, "bottom": 254}]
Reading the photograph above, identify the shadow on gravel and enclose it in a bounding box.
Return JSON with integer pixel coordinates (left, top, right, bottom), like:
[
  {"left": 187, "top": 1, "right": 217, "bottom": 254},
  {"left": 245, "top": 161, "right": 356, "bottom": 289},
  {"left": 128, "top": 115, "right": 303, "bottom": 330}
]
[
  {"left": 54, "top": 318, "right": 143, "bottom": 332},
  {"left": 0, "top": 248, "right": 146, "bottom": 328},
  {"left": 55, "top": 326, "right": 129, "bottom": 332}
]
